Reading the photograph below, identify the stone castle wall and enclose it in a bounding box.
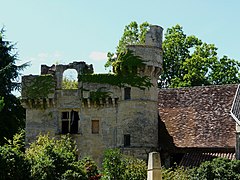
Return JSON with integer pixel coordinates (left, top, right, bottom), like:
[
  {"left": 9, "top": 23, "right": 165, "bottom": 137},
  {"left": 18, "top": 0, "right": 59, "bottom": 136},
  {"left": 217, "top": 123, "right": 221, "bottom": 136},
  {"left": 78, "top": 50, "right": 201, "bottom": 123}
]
[{"left": 22, "top": 25, "right": 163, "bottom": 165}]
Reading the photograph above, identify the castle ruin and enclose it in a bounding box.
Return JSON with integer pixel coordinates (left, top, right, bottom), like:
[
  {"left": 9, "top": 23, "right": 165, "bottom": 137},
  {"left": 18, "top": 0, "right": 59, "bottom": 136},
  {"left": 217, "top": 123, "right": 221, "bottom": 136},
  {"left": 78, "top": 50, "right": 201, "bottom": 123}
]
[{"left": 21, "top": 26, "right": 163, "bottom": 164}]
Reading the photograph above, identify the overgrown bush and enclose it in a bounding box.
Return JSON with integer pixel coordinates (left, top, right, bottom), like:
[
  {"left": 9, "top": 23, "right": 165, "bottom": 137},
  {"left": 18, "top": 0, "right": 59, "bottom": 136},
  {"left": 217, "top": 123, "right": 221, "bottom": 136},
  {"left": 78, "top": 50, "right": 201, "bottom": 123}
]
[
  {"left": 191, "top": 158, "right": 240, "bottom": 180},
  {"left": 25, "top": 134, "right": 86, "bottom": 180},
  {"left": 102, "top": 148, "right": 125, "bottom": 180},
  {"left": 102, "top": 148, "right": 147, "bottom": 180},
  {"left": 162, "top": 166, "right": 192, "bottom": 180},
  {"left": 0, "top": 130, "right": 30, "bottom": 180},
  {"left": 80, "top": 157, "right": 101, "bottom": 180},
  {"left": 122, "top": 156, "right": 147, "bottom": 180}
]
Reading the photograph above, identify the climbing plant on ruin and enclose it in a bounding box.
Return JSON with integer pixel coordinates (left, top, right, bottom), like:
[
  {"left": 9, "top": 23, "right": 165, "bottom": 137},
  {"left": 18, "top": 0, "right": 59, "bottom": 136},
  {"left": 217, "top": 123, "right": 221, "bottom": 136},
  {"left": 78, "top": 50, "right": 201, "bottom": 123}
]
[
  {"left": 24, "top": 75, "right": 55, "bottom": 99},
  {"left": 79, "top": 50, "right": 152, "bottom": 90}
]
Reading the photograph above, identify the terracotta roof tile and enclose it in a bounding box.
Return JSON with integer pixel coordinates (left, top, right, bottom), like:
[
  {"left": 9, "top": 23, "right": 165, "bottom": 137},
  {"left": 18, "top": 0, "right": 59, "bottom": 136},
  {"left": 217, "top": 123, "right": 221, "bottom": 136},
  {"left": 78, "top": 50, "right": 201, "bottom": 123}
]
[{"left": 158, "top": 85, "right": 237, "bottom": 148}]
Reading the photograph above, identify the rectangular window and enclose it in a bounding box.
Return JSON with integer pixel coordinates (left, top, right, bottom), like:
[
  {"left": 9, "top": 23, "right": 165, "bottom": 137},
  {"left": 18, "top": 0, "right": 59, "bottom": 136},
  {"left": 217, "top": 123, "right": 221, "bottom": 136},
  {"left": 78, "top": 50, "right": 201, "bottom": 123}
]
[
  {"left": 124, "top": 134, "right": 131, "bottom": 147},
  {"left": 92, "top": 120, "right": 99, "bottom": 134},
  {"left": 62, "top": 112, "right": 69, "bottom": 134},
  {"left": 124, "top": 87, "right": 131, "bottom": 100},
  {"left": 61, "top": 111, "right": 79, "bottom": 134}
]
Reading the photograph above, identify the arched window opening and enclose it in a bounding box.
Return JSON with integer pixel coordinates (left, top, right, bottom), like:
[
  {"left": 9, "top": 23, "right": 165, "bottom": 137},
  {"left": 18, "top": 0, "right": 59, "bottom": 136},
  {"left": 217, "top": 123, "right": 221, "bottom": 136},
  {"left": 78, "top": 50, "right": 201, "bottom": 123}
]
[{"left": 62, "top": 69, "right": 78, "bottom": 89}]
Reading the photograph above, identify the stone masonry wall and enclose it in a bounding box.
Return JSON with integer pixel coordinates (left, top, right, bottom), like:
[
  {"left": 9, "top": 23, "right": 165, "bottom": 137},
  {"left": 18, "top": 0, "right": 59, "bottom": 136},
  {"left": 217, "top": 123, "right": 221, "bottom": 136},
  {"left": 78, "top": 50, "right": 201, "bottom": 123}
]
[{"left": 158, "top": 84, "right": 237, "bottom": 148}]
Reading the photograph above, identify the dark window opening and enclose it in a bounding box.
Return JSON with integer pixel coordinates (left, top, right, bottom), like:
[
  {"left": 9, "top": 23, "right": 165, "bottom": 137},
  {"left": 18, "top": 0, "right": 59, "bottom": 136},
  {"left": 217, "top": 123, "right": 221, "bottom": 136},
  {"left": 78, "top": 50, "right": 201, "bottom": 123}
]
[
  {"left": 124, "top": 134, "right": 131, "bottom": 147},
  {"left": 124, "top": 87, "right": 131, "bottom": 100},
  {"left": 62, "top": 112, "right": 69, "bottom": 119},
  {"left": 61, "top": 110, "right": 79, "bottom": 134},
  {"left": 92, "top": 120, "right": 99, "bottom": 134},
  {"left": 62, "top": 121, "right": 69, "bottom": 134},
  {"left": 70, "top": 111, "right": 79, "bottom": 134}
]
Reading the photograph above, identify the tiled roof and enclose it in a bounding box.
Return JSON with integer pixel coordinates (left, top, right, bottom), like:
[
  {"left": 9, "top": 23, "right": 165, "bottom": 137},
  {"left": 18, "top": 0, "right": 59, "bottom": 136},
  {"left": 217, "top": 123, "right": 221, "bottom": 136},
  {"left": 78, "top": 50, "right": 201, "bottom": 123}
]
[
  {"left": 179, "top": 152, "right": 235, "bottom": 167},
  {"left": 158, "top": 85, "right": 237, "bottom": 149}
]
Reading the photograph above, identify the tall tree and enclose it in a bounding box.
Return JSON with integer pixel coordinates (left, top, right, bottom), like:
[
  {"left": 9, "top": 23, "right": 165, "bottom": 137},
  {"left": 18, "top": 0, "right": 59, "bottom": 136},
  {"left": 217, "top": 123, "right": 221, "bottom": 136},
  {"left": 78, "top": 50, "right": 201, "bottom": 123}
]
[
  {"left": 0, "top": 28, "right": 27, "bottom": 144},
  {"left": 160, "top": 24, "right": 240, "bottom": 88}
]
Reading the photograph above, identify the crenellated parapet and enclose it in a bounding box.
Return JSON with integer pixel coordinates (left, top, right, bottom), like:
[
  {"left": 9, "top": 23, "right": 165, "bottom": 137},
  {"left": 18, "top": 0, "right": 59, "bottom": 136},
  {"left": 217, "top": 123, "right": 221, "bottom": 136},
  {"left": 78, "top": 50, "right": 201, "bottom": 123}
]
[
  {"left": 127, "top": 25, "right": 163, "bottom": 79},
  {"left": 21, "top": 74, "right": 56, "bottom": 109}
]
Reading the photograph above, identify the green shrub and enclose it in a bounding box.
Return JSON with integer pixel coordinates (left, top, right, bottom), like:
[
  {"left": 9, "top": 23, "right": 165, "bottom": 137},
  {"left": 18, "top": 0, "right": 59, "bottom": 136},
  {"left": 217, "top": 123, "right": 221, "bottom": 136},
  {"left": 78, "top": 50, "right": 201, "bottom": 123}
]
[
  {"left": 26, "top": 134, "right": 87, "bottom": 180},
  {"left": 162, "top": 166, "right": 192, "bottom": 180},
  {"left": 102, "top": 148, "right": 125, "bottom": 180},
  {"left": 191, "top": 158, "right": 240, "bottom": 180},
  {"left": 102, "top": 148, "right": 147, "bottom": 180},
  {"left": 0, "top": 130, "right": 31, "bottom": 180},
  {"left": 123, "top": 156, "right": 147, "bottom": 180},
  {"left": 80, "top": 157, "right": 101, "bottom": 180}
]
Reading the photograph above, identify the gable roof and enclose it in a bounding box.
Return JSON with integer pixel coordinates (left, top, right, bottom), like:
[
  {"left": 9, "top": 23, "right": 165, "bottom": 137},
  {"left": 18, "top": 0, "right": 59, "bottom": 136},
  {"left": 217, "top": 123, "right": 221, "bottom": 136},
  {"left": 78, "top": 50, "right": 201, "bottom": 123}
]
[{"left": 158, "top": 85, "right": 237, "bottom": 149}]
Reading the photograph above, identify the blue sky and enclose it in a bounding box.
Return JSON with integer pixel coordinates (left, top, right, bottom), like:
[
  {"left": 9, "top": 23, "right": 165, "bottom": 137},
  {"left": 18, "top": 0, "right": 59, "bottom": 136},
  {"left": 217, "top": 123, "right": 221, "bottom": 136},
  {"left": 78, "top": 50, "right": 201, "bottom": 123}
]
[{"left": 1, "top": 0, "right": 240, "bottom": 76}]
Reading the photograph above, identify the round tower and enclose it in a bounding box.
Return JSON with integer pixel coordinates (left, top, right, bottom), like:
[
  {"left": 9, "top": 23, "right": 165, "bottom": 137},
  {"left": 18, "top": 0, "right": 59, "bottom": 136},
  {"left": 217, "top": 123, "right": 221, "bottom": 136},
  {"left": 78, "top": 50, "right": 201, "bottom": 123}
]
[{"left": 116, "top": 25, "right": 163, "bottom": 159}]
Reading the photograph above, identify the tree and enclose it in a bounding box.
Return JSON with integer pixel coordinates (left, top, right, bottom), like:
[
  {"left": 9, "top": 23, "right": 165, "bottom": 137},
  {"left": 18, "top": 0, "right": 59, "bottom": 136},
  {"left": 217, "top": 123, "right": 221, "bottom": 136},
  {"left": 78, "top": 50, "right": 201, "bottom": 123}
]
[
  {"left": 105, "top": 21, "right": 150, "bottom": 70},
  {"left": 0, "top": 28, "right": 27, "bottom": 143},
  {"left": 62, "top": 77, "right": 78, "bottom": 89},
  {"left": 160, "top": 24, "right": 240, "bottom": 88},
  {"left": 110, "top": 22, "right": 240, "bottom": 88},
  {"left": 209, "top": 55, "right": 240, "bottom": 85}
]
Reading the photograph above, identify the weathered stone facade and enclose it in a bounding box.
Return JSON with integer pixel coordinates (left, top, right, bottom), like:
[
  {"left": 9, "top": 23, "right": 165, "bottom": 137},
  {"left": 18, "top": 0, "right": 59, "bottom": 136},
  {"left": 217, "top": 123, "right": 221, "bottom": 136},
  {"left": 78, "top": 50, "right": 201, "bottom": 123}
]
[{"left": 22, "top": 26, "right": 163, "bottom": 165}]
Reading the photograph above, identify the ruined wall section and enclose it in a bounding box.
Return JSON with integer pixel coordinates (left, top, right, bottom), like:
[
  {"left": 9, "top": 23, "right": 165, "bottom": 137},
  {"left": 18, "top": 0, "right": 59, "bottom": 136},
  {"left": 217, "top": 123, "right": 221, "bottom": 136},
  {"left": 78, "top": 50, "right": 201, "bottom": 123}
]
[
  {"left": 158, "top": 85, "right": 237, "bottom": 148},
  {"left": 22, "top": 74, "right": 57, "bottom": 143}
]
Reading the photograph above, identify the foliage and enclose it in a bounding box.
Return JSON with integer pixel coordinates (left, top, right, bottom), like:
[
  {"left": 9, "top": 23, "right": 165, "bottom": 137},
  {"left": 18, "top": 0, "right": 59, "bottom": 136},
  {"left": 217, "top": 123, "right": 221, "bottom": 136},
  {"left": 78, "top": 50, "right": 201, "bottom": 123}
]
[
  {"left": 25, "top": 134, "right": 87, "bottom": 180},
  {"left": 0, "top": 28, "right": 28, "bottom": 144},
  {"left": 160, "top": 24, "right": 240, "bottom": 88},
  {"left": 0, "top": 96, "right": 4, "bottom": 111},
  {"left": 80, "top": 157, "right": 101, "bottom": 180},
  {"left": 89, "top": 87, "right": 111, "bottom": 101},
  {"left": 62, "top": 77, "right": 78, "bottom": 89},
  {"left": 122, "top": 156, "right": 147, "bottom": 180},
  {"left": 191, "top": 158, "right": 240, "bottom": 180},
  {"left": 209, "top": 55, "right": 240, "bottom": 85},
  {"left": 80, "top": 50, "right": 152, "bottom": 90},
  {"left": 105, "top": 21, "right": 150, "bottom": 69},
  {"left": 110, "top": 22, "right": 240, "bottom": 88},
  {"left": 162, "top": 166, "right": 192, "bottom": 180},
  {"left": 25, "top": 75, "right": 55, "bottom": 98},
  {"left": 0, "top": 130, "right": 30, "bottom": 180},
  {"left": 112, "top": 50, "right": 145, "bottom": 75},
  {"left": 102, "top": 148, "right": 147, "bottom": 180},
  {"left": 102, "top": 148, "right": 125, "bottom": 180},
  {"left": 80, "top": 73, "right": 152, "bottom": 90}
]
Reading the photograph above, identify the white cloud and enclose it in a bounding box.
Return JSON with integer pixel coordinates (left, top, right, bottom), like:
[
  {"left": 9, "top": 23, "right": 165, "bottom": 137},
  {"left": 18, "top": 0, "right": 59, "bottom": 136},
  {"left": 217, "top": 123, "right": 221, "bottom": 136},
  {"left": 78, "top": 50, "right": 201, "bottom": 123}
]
[
  {"left": 21, "top": 51, "right": 63, "bottom": 75},
  {"left": 89, "top": 51, "right": 107, "bottom": 61}
]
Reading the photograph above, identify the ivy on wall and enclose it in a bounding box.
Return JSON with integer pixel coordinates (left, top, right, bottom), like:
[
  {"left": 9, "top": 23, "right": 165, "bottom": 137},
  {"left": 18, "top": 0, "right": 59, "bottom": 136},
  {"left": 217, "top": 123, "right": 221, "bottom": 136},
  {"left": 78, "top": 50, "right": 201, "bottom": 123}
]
[
  {"left": 89, "top": 87, "right": 111, "bottom": 101},
  {"left": 25, "top": 75, "right": 55, "bottom": 99},
  {"left": 79, "top": 50, "right": 152, "bottom": 90}
]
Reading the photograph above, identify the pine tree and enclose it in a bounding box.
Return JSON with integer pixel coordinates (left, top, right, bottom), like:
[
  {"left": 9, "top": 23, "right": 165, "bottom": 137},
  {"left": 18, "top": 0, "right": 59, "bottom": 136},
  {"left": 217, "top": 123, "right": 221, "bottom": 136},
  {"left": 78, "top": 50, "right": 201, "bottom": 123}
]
[{"left": 0, "top": 28, "right": 28, "bottom": 144}]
